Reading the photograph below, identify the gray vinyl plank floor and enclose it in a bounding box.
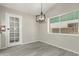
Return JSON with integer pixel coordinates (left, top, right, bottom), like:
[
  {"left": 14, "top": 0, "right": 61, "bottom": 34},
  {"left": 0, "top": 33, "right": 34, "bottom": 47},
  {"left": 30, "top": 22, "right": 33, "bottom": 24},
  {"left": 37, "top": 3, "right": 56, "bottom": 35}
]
[{"left": 0, "top": 41, "right": 79, "bottom": 56}]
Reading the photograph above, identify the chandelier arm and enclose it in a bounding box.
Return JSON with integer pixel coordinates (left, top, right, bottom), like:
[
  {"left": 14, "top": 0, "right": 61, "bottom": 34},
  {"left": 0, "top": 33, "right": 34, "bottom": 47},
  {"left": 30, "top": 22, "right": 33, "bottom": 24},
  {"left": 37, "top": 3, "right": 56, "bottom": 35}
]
[{"left": 41, "top": 3, "right": 42, "bottom": 13}]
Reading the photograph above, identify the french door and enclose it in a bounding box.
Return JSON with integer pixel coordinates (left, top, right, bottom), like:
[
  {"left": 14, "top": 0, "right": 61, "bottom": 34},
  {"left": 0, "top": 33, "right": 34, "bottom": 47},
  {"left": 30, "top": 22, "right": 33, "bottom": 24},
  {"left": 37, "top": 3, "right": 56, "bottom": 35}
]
[{"left": 6, "top": 13, "right": 22, "bottom": 47}]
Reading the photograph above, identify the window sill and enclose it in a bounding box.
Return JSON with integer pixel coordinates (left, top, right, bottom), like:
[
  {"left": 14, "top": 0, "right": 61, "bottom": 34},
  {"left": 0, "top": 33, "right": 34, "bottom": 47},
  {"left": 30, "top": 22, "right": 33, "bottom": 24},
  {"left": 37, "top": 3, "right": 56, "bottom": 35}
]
[{"left": 48, "top": 32, "right": 79, "bottom": 36}]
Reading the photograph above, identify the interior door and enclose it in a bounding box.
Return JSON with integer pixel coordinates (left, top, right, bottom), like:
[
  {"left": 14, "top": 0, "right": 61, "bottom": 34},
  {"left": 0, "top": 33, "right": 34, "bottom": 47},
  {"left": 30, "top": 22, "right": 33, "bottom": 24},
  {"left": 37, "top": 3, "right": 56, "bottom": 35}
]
[{"left": 6, "top": 13, "right": 22, "bottom": 47}]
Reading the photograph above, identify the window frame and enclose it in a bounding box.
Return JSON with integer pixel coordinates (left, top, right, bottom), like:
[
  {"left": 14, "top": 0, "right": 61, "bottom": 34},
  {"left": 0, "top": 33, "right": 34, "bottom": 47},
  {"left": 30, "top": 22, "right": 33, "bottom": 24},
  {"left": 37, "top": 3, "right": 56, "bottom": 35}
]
[{"left": 47, "top": 10, "right": 79, "bottom": 36}]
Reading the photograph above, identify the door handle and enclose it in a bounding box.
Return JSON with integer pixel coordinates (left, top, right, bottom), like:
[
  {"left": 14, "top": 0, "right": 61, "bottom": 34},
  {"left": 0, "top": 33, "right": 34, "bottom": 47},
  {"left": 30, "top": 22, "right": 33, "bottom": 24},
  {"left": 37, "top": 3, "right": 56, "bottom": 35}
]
[{"left": 7, "top": 28, "right": 10, "bottom": 30}]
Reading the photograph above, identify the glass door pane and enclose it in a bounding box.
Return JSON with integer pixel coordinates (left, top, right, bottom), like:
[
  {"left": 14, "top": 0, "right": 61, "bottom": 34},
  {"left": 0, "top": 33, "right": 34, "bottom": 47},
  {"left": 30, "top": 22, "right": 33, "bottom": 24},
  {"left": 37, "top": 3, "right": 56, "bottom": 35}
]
[
  {"left": 10, "top": 17, "right": 15, "bottom": 43},
  {"left": 14, "top": 17, "right": 19, "bottom": 42}
]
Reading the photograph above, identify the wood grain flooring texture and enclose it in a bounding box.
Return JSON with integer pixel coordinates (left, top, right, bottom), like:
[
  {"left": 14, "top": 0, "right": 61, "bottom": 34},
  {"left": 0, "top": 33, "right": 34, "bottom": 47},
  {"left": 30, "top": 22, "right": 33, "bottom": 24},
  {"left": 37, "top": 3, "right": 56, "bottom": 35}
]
[{"left": 0, "top": 41, "right": 79, "bottom": 56}]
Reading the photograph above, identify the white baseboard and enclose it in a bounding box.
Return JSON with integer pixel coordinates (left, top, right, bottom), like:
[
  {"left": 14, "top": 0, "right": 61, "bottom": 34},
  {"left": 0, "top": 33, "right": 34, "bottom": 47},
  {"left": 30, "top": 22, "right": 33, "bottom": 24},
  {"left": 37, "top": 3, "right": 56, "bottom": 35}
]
[
  {"left": 0, "top": 40, "right": 39, "bottom": 49},
  {"left": 0, "top": 46, "right": 7, "bottom": 49},
  {"left": 40, "top": 41, "right": 79, "bottom": 55},
  {"left": 21, "top": 40, "right": 39, "bottom": 45}
]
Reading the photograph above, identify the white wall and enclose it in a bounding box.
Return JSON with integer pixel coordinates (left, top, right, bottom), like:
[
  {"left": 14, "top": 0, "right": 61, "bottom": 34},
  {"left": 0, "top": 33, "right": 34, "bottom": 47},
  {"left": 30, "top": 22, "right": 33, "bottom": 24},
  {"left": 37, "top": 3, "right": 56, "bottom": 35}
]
[
  {"left": 0, "top": 6, "right": 6, "bottom": 49},
  {"left": 0, "top": 6, "right": 38, "bottom": 49},
  {"left": 0, "top": 6, "right": 2, "bottom": 48},
  {"left": 40, "top": 3, "right": 79, "bottom": 54}
]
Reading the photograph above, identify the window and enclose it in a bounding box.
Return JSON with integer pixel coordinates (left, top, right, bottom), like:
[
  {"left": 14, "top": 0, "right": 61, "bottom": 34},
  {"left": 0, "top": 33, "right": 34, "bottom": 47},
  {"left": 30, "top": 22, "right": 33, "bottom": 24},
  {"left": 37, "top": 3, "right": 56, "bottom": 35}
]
[{"left": 48, "top": 10, "right": 79, "bottom": 35}]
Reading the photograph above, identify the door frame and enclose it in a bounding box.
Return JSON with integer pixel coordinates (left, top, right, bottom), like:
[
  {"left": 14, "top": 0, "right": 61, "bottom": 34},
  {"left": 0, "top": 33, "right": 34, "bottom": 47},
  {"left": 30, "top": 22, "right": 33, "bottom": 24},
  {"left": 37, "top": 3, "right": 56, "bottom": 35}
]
[{"left": 5, "top": 13, "right": 22, "bottom": 47}]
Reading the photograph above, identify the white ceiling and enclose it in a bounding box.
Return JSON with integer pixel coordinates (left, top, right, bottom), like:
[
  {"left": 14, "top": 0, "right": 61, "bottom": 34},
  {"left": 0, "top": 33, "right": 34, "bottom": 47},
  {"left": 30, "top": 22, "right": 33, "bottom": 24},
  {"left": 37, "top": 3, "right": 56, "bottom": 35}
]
[{"left": 0, "top": 3, "right": 55, "bottom": 15}]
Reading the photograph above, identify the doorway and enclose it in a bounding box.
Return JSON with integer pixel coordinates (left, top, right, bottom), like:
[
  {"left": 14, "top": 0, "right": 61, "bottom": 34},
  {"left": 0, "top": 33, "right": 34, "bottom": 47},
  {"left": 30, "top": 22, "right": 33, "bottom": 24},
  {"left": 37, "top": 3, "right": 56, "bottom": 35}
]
[{"left": 6, "top": 13, "right": 22, "bottom": 47}]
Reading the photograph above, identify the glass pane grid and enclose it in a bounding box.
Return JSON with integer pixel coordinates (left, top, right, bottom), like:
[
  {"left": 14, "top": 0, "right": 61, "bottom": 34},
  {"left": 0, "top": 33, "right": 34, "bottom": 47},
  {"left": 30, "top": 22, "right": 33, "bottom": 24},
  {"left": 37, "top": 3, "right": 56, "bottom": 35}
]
[
  {"left": 50, "top": 17, "right": 60, "bottom": 23},
  {"left": 49, "top": 11, "right": 79, "bottom": 34},
  {"left": 9, "top": 16, "right": 20, "bottom": 43}
]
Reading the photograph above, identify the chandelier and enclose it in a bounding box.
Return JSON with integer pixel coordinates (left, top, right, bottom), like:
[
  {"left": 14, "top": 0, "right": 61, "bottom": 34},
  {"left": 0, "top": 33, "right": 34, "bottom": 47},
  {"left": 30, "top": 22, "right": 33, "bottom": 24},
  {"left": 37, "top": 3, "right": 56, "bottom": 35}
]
[{"left": 36, "top": 3, "right": 46, "bottom": 23}]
